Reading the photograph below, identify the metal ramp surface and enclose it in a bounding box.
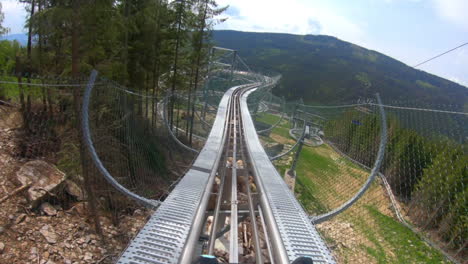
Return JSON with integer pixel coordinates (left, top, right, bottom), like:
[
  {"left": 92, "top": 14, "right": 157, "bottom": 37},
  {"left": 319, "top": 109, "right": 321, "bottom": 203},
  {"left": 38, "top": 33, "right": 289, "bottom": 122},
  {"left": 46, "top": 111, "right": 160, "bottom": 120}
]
[
  {"left": 241, "top": 89, "right": 335, "bottom": 263},
  {"left": 116, "top": 86, "right": 241, "bottom": 264},
  {"left": 116, "top": 84, "right": 335, "bottom": 264}
]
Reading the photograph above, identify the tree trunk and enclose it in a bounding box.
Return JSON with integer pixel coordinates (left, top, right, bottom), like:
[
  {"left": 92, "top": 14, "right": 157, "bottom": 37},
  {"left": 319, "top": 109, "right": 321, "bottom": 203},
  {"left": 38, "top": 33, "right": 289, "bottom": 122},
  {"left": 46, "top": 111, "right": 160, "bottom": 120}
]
[
  {"left": 175, "top": 97, "right": 180, "bottom": 136},
  {"left": 185, "top": 66, "right": 194, "bottom": 137},
  {"left": 25, "top": 0, "right": 35, "bottom": 116},
  {"left": 151, "top": 0, "right": 163, "bottom": 129},
  {"left": 169, "top": 0, "right": 185, "bottom": 129},
  {"left": 27, "top": 0, "right": 35, "bottom": 63},
  {"left": 37, "top": 0, "right": 47, "bottom": 113},
  {"left": 145, "top": 73, "right": 149, "bottom": 118},
  {"left": 189, "top": 0, "right": 208, "bottom": 146},
  {"left": 71, "top": 0, "right": 102, "bottom": 238},
  {"left": 124, "top": 0, "right": 130, "bottom": 86},
  {"left": 15, "top": 56, "right": 29, "bottom": 131},
  {"left": 15, "top": 56, "right": 25, "bottom": 111},
  {"left": 152, "top": 59, "right": 160, "bottom": 128}
]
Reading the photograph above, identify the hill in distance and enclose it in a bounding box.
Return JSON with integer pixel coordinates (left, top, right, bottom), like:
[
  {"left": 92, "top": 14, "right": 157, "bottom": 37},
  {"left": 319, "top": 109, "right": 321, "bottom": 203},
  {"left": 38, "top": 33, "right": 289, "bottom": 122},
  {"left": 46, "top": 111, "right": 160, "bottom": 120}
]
[
  {"left": 3, "top": 32, "right": 466, "bottom": 108},
  {"left": 213, "top": 30, "right": 467, "bottom": 108},
  {"left": 0, "top": 33, "right": 28, "bottom": 46}
]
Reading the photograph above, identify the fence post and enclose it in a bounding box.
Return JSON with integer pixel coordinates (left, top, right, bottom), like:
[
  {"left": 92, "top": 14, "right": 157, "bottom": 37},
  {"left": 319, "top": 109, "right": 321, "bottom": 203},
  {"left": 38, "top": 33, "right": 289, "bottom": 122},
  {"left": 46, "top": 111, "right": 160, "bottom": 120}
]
[
  {"left": 77, "top": 70, "right": 103, "bottom": 238},
  {"left": 288, "top": 125, "right": 309, "bottom": 177}
]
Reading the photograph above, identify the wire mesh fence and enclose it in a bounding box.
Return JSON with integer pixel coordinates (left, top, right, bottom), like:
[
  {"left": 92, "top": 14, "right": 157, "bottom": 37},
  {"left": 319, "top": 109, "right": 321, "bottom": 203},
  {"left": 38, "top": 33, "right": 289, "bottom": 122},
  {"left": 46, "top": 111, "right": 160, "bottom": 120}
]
[
  {"left": 0, "top": 72, "right": 225, "bottom": 262},
  {"left": 2, "top": 64, "right": 465, "bottom": 264},
  {"left": 0, "top": 75, "right": 129, "bottom": 263},
  {"left": 255, "top": 94, "right": 467, "bottom": 263}
]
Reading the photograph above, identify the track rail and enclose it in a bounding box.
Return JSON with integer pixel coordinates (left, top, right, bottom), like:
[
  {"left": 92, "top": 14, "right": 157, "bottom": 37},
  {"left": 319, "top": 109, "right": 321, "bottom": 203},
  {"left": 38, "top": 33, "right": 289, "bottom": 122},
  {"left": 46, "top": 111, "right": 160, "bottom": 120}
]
[
  {"left": 115, "top": 82, "right": 335, "bottom": 264},
  {"left": 241, "top": 88, "right": 335, "bottom": 263}
]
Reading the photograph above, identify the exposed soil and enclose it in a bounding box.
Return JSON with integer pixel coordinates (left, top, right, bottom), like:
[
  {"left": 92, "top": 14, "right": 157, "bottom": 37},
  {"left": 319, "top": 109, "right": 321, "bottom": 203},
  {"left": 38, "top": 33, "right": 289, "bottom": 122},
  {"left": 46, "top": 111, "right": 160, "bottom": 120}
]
[
  {"left": 283, "top": 170, "right": 296, "bottom": 191},
  {"left": 317, "top": 219, "right": 375, "bottom": 264},
  {"left": 0, "top": 108, "right": 150, "bottom": 264},
  {"left": 270, "top": 133, "right": 295, "bottom": 145}
]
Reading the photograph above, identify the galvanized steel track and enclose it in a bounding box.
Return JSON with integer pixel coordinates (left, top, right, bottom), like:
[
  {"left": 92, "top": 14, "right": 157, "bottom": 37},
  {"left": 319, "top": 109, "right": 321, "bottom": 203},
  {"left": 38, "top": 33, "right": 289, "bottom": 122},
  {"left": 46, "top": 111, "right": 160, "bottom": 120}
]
[
  {"left": 241, "top": 88, "right": 335, "bottom": 264},
  {"left": 116, "top": 82, "right": 335, "bottom": 264}
]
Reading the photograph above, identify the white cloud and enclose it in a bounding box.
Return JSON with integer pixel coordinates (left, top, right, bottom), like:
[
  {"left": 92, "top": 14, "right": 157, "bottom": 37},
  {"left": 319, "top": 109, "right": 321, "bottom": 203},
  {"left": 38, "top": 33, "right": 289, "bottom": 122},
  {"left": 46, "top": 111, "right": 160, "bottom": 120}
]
[
  {"left": 448, "top": 76, "right": 461, "bottom": 84},
  {"left": 452, "top": 48, "right": 468, "bottom": 65},
  {"left": 383, "top": 0, "right": 423, "bottom": 3},
  {"left": 1, "top": 0, "right": 27, "bottom": 34},
  {"left": 215, "top": 0, "right": 368, "bottom": 46},
  {"left": 448, "top": 76, "right": 467, "bottom": 87},
  {"left": 433, "top": 0, "right": 468, "bottom": 30}
]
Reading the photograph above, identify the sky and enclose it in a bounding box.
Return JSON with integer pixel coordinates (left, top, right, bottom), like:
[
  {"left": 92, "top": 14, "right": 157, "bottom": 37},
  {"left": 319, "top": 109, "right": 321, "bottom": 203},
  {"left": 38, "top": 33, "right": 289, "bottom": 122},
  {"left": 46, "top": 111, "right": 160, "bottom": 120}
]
[{"left": 1, "top": 0, "right": 467, "bottom": 87}]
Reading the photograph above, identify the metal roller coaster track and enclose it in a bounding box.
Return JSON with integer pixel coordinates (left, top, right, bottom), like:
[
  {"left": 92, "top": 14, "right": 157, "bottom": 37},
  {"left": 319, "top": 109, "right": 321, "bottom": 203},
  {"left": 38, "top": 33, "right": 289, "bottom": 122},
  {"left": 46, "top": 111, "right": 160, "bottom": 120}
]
[
  {"left": 83, "top": 71, "right": 337, "bottom": 263},
  {"left": 81, "top": 63, "right": 395, "bottom": 263}
]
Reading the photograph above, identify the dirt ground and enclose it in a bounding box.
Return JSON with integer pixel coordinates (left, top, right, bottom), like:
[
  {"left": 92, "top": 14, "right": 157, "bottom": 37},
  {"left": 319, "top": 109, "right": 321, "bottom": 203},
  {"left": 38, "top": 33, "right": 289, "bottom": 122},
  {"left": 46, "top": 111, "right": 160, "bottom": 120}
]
[
  {"left": 0, "top": 107, "right": 150, "bottom": 264},
  {"left": 270, "top": 133, "right": 295, "bottom": 145},
  {"left": 317, "top": 219, "right": 376, "bottom": 264}
]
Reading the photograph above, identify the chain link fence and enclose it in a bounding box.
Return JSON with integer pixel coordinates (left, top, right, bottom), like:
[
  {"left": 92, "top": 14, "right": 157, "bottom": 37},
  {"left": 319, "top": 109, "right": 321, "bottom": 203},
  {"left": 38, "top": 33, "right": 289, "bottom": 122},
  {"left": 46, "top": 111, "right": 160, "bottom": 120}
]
[
  {"left": 0, "top": 72, "right": 213, "bottom": 262},
  {"left": 2, "top": 65, "right": 465, "bottom": 263},
  {"left": 256, "top": 93, "right": 467, "bottom": 263}
]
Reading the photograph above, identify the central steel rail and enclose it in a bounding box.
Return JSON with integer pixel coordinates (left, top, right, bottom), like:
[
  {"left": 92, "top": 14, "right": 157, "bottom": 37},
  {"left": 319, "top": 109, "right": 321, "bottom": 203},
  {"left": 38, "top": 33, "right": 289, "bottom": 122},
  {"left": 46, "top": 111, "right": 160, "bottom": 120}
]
[{"left": 115, "top": 80, "right": 335, "bottom": 263}]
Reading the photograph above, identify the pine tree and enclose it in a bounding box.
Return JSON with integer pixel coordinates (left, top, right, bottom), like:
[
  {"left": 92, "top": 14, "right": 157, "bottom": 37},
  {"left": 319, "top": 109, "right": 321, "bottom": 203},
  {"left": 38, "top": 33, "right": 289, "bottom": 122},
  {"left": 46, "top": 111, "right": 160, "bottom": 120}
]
[
  {"left": 168, "top": 0, "right": 190, "bottom": 129},
  {"left": 188, "top": 0, "right": 227, "bottom": 144}
]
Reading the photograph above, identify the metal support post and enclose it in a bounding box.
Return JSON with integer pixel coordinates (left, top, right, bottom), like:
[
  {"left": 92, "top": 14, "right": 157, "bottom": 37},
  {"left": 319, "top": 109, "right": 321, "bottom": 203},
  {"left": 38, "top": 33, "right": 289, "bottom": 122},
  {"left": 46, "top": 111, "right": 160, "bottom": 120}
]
[{"left": 288, "top": 125, "right": 309, "bottom": 177}]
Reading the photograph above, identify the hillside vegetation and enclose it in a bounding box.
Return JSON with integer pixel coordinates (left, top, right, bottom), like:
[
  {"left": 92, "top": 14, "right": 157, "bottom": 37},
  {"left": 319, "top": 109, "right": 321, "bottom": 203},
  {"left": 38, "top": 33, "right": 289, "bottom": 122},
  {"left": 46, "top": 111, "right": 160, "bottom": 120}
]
[{"left": 213, "top": 30, "right": 467, "bottom": 108}]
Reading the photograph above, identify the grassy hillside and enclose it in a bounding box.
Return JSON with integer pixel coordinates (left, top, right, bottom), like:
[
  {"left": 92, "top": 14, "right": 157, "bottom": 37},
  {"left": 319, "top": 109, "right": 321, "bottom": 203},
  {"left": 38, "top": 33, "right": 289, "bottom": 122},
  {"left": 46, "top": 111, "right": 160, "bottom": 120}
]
[
  {"left": 213, "top": 30, "right": 467, "bottom": 108},
  {"left": 258, "top": 114, "right": 450, "bottom": 263}
]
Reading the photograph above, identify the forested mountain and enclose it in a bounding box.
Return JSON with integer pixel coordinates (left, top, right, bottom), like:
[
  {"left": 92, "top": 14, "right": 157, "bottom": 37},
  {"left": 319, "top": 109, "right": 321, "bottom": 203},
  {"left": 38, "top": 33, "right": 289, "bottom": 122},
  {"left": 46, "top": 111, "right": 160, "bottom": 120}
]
[
  {"left": 0, "top": 0, "right": 225, "bottom": 93},
  {"left": 0, "top": 34, "right": 28, "bottom": 45},
  {"left": 0, "top": 0, "right": 229, "bottom": 131},
  {"left": 213, "top": 30, "right": 468, "bottom": 107}
]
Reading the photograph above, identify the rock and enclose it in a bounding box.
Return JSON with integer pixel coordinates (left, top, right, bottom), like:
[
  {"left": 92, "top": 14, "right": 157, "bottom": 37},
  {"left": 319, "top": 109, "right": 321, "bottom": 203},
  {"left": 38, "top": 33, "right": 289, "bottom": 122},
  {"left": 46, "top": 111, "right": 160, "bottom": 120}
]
[
  {"left": 31, "top": 247, "right": 38, "bottom": 254},
  {"left": 0, "top": 242, "right": 5, "bottom": 254},
  {"left": 15, "top": 160, "right": 66, "bottom": 207},
  {"left": 240, "top": 254, "right": 255, "bottom": 263},
  {"left": 77, "top": 236, "right": 90, "bottom": 245},
  {"left": 67, "top": 202, "right": 87, "bottom": 216},
  {"left": 40, "top": 225, "right": 57, "bottom": 244},
  {"left": 40, "top": 203, "right": 57, "bottom": 216},
  {"left": 236, "top": 159, "right": 244, "bottom": 169},
  {"left": 83, "top": 252, "right": 93, "bottom": 261},
  {"left": 15, "top": 213, "right": 27, "bottom": 224},
  {"left": 64, "top": 180, "right": 84, "bottom": 201},
  {"left": 17, "top": 196, "right": 28, "bottom": 204},
  {"left": 133, "top": 209, "right": 143, "bottom": 216},
  {"left": 1, "top": 111, "right": 22, "bottom": 129},
  {"left": 29, "top": 247, "right": 38, "bottom": 260}
]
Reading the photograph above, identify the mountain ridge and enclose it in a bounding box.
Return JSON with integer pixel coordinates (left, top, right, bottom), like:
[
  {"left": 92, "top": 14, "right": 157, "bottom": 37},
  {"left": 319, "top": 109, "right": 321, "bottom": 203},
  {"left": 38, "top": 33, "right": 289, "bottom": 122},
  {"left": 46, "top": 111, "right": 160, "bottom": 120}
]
[
  {"left": 0, "top": 33, "right": 28, "bottom": 46},
  {"left": 3, "top": 31, "right": 466, "bottom": 108},
  {"left": 213, "top": 30, "right": 467, "bottom": 108}
]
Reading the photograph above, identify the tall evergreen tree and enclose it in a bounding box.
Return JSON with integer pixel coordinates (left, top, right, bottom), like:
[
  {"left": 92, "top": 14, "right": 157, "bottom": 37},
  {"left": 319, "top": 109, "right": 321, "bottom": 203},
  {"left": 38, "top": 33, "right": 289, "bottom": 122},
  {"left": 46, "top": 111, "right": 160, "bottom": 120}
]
[
  {"left": 168, "top": 0, "right": 191, "bottom": 128},
  {"left": 187, "top": 0, "right": 226, "bottom": 143}
]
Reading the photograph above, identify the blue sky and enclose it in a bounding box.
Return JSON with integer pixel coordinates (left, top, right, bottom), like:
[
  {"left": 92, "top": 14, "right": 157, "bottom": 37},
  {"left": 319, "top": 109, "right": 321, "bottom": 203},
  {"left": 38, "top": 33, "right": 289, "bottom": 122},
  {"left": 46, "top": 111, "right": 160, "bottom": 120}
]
[{"left": 1, "top": 0, "right": 467, "bottom": 87}]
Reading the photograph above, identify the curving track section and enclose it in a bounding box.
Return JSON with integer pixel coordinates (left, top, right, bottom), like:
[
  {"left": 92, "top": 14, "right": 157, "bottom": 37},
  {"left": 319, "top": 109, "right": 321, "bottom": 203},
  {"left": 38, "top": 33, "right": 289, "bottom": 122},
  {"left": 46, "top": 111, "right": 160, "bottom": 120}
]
[
  {"left": 241, "top": 89, "right": 334, "bottom": 263},
  {"left": 116, "top": 83, "right": 253, "bottom": 264},
  {"left": 113, "top": 81, "right": 335, "bottom": 263}
]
